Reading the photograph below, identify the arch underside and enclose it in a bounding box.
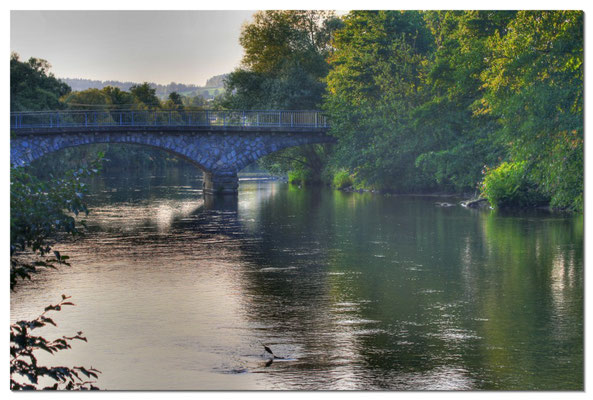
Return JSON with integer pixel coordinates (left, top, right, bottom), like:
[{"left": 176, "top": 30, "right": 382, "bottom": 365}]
[
  {"left": 18, "top": 141, "right": 211, "bottom": 173},
  {"left": 11, "top": 132, "right": 335, "bottom": 174}
]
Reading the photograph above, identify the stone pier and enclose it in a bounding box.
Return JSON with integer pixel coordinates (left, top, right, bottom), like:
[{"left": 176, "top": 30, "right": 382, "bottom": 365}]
[{"left": 203, "top": 171, "right": 239, "bottom": 195}]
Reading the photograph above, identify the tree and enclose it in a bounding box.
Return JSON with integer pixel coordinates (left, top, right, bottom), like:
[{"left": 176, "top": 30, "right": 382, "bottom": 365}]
[
  {"left": 324, "top": 11, "right": 435, "bottom": 191},
  {"left": 222, "top": 10, "right": 343, "bottom": 182},
  {"left": 129, "top": 82, "right": 161, "bottom": 109},
  {"left": 61, "top": 86, "right": 136, "bottom": 111},
  {"left": 10, "top": 53, "right": 71, "bottom": 111},
  {"left": 165, "top": 91, "right": 184, "bottom": 110},
  {"left": 480, "top": 11, "right": 583, "bottom": 210},
  {"left": 411, "top": 11, "right": 515, "bottom": 192},
  {"left": 224, "top": 10, "right": 340, "bottom": 110},
  {"left": 186, "top": 94, "right": 207, "bottom": 109},
  {"left": 61, "top": 88, "right": 110, "bottom": 110},
  {"left": 102, "top": 86, "right": 136, "bottom": 109}
]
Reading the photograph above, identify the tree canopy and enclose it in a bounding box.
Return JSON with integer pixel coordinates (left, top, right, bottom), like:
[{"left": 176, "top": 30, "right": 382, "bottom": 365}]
[
  {"left": 10, "top": 53, "right": 71, "bottom": 111},
  {"left": 479, "top": 11, "right": 583, "bottom": 210},
  {"left": 221, "top": 10, "right": 343, "bottom": 181},
  {"left": 323, "top": 10, "right": 583, "bottom": 210}
]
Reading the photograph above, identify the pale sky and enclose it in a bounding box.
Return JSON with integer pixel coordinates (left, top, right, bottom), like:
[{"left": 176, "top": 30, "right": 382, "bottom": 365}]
[{"left": 10, "top": 10, "right": 256, "bottom": 86}]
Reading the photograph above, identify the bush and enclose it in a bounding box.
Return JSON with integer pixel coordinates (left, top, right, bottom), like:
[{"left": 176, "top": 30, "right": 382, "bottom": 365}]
[
  {"left": 480, "top": 161, "right": 548, "bottom": 208},
  {"left": 332, "top": 169, "right": 353, "bottom": 189},
  {"left": 288, "top": 169, "right": 313, "bottom": 185}
]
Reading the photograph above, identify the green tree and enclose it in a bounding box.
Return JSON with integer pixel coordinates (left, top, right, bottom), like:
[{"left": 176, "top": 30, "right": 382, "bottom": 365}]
[
  {"left": 129, "top": 82, "right": 161, "bottom": 109},
  {"left": 479, "top": 11, "right": 583, "bottom": 211},
  {"left": 412, "top": 11, "right": 514, "bottom": 192},
  {"left": 324, "top": 11, "right": 435, "bottom": 191},
  {"left": 222, "top": 10, "right": 342, "bottom": 182},
  {"left": 480, "top": 161, "right": 547, "bottom": 208},
  {"left": 10, "top": 53, "right": 71, "bottom": 111},
  {"left": 61, "top": 88, "right": 110, "bottom": 110},
  {"left": 102, "top": 86, "right": 136, "bottom": 109},
  {"left": 61, "top": 86, "right": 136, "bottom": 111},
  {"left": 165, "top": 91, "right": 184, "bottom": 110}
]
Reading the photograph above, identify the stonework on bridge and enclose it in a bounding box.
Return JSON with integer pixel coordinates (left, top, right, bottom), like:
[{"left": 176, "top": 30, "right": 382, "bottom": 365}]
[{"left": 11, "top": 127, "right": 334, "bottom": 195}]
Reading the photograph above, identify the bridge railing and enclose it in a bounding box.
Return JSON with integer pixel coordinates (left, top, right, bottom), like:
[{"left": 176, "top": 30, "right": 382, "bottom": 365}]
[{"left": 10, "top": 110, "right": 329, "bottom": 130}]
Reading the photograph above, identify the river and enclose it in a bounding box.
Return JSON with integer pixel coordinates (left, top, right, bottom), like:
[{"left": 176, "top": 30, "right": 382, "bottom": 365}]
[{"left": 10, "top": 167, "right": 583, "bottom": 390}]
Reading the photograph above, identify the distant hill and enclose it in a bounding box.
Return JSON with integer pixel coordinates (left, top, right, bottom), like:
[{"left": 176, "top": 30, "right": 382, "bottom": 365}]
[{"left": 59, "top": 74, "right": 228, "bottom": 100}]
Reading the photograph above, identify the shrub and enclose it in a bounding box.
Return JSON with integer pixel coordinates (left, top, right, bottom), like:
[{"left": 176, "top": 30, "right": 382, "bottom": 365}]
[
  {"left": 288, "top": 169, "right": 313, "bottom": 185},
  {"left": 480, "top": 161, "right": 548, "bottom": 208},
  {"left": 332, "top": 169, "right": 353, "bottom": 189}
]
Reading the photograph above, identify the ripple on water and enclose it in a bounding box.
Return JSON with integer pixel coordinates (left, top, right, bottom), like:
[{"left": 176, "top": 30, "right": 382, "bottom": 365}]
[
  {"left": 336, "top": 318, "right": 381, "bottom": 326},
  {"left": 258, "top": 266, "right": 298, "bottom": 272},
  {"left": 427, "top": 328, "right": 481, "bottom": 342}
]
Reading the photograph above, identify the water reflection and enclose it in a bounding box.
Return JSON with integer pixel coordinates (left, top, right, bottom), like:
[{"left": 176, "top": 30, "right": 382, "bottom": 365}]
[{"left": 10, "top": 168, "right": 583, "bottom": 390}]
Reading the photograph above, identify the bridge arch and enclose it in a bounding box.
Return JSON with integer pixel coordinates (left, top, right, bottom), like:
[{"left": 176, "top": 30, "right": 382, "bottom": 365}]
[{"left": 19, "top": 137, "right": 214, "bottom": 173}]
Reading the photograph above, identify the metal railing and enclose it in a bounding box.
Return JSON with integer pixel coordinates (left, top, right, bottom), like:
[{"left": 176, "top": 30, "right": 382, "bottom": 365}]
[{"left": 10, "top": 110, "right": 329, "bottom": 130}]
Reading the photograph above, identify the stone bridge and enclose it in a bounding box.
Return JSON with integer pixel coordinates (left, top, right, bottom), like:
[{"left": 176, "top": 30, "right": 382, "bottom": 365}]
[{"left": 10, "top": 110, "right": 334, "bottom": 194}]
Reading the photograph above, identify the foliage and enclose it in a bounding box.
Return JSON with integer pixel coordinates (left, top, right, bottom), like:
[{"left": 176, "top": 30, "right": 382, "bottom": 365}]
[
  {"left": 222, "top": 10, "right": 343, "bottom": 182},
  {"left": 61, "top": 86, "right": 136, "bottom": 110},
  {"left": 323, "top": 10, "right": 582, "bottom": 209},
  {"left": 480, "top": 162, "right": 547, "bottom": 209},
  {"left": 129, "top": 82, "right": 161, "bottom": 109},
  {"left": 10, "top": 156, "right": 103, "bottom": 291},
  {"left": 166, "top": 91, "right": 184, "bottom": 110},
  {"left": 325, "top": 11, "right": 435, "bottom": 192},
  {"left": 288, "top": 169, "right": 313, "bottom": 185},
  {"left": 332, "top": 169, "right": 353, "bottom": 189},
  {"left": 61, "top": 88, "right": 110, "bottom": 110},
  {"left": 479, "top": 11, "right": 583, "bottom": 211},
  {"left": 61, "top": 76, "right": 225, "bottom": 100},
  {"left": 411, "top": 11, "right": 513, "bottom": 192},
  {"left": 10, "top": 52, "right": 71, "bottom": 111},
  {"left": 10, "top": 296, "right": 101, "bottom": 390}
]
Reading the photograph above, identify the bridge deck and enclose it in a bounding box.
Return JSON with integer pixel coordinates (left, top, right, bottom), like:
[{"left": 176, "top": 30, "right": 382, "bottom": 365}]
[{"left": 11, "top": 109, "right": 329, "bottom": 131}]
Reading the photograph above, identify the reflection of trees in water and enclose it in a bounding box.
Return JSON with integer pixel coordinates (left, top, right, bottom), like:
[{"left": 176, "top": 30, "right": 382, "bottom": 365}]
[
  {"left": 232, "top": 190, "right": 583, "bottom": 389},
  {"left": 475, "top": 210, "right": 583, "bottom": 389},
  {"left": 232, "top": 188, "right": 377, "bottom": 388}
]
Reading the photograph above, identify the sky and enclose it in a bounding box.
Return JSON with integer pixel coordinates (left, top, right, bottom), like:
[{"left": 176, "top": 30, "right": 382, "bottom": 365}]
[{"left": 11, "top": 10, "right": 256, "bottom": 86}]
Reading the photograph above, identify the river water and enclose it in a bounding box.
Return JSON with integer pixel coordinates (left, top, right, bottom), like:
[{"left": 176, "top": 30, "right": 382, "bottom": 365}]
[{"left": 10, "top": 168, "right": 583, "bottom": 390}]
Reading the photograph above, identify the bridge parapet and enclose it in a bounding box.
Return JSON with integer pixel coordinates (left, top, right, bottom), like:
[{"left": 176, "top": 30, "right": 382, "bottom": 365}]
[{"left": 10, "top": 109, "right": 329, "bottom": 130}]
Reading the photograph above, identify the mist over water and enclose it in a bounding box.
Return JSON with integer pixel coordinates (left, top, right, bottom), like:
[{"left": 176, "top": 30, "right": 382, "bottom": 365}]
[{"left": 10, "top": 168, "right": 583, "bottom": 390}]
